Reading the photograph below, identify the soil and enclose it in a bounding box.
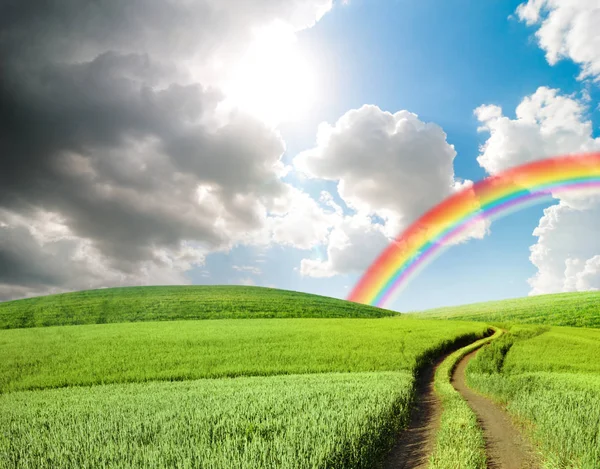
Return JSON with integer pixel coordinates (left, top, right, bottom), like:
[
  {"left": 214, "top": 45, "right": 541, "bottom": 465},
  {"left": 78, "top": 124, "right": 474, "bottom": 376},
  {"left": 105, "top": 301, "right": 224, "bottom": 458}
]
[
  {"left": 452, "top": 350, "right": 540, "bottom": 469},
  {"left": 382, "top": 356, "right": 444, "bottom": 469}
]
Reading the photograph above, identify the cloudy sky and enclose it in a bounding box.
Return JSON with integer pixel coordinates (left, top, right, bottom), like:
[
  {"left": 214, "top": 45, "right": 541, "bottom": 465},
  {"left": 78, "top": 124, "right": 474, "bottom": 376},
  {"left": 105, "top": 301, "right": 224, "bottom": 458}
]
[{"left": 1, "top": 0, "right": 599, "bottom": 310}]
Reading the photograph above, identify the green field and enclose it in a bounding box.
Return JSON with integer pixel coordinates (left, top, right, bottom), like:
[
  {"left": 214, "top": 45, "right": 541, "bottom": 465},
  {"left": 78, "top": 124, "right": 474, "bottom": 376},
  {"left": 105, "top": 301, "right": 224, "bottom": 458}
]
[
  {"left": 0, "top": 318, "right": 488, "bottom": 393},
  {"left": 0, "top": 286, "right": 397, "bottom": 329},
  {"left": 0, "top": 372, "right": 413, "bottom": 469},
  {"left": 418, "top": 291, "right": 600, "bottom": 328},
  {"left": 0, "top": 286, "right": 491, "bottom": 468},
  {"left": 3, "top": 285, "right": 599, "bottom": 468},
  {"left": 467, "top": 325, "right": 600, "bottom": 469}
]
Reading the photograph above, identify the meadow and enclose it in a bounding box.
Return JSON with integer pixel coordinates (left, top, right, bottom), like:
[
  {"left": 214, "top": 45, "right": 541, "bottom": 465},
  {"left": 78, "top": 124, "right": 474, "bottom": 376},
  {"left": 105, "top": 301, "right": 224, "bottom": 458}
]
[
  {"left": 418, "top": 291, "right": 600, "bottom": 328},
  {"left": 0, "top": 318, "right": 488, "bottom": 393},
  {"left": 0, "top": 286, "right": 492, "bottom": 468},
  {"left": 0, "top": 286, "right": 397, "bottom": 329},
  {"left": 467, "top": 325, "right": 600, "bottom": 469},
  {"left": 4, "top": 285, "right": 599, "bottom": 468},
  {"left": 0, "top": 372, "right": 413, "bottom": 469}
]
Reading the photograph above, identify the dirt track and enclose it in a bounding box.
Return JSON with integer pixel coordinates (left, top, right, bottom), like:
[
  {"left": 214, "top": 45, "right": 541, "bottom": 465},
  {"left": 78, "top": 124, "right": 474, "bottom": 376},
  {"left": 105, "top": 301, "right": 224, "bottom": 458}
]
[
  {"left": 452, "top": 350, "right": 539, "bottom": 469},
  {"left": 382, "top": 356, "right": 444, "bottom": 469}
]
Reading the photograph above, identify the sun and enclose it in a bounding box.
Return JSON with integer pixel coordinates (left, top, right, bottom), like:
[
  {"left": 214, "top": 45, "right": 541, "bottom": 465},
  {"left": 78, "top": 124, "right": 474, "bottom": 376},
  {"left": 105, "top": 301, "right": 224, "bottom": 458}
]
[{"left": 223, "top": 21, "right": 318, "bottom": 126}]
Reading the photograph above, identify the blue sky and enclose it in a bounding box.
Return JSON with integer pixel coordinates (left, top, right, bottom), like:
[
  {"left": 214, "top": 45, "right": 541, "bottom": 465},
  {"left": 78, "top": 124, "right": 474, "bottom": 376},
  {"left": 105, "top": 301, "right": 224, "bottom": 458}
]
[
  {"left": 2, "top": 0, "right": 599, "bottom": 307},
  {"left": 190, "top": 0, "right": 600, "bottom": 311}
]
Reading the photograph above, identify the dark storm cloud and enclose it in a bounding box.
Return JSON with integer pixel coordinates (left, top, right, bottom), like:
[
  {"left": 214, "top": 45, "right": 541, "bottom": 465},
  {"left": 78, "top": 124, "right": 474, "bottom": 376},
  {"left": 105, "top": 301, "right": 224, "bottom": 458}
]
[
  {"left": 0, "top": 0, "right": 332, "bottom": 298},
  {"left": 0, "top": 224, "right": 69, "bottom": 287},
  {"left": 0, "top": 0, "right": 330, "bottom": 64},
  {"left": 0, "top": 51, "right": 284, "bottom": 264}
]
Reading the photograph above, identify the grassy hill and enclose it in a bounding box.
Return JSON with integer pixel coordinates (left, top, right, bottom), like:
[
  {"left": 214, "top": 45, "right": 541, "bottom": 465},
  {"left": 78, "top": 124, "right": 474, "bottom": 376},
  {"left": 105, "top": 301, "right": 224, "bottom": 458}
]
[
  {"left": 0, "top": 285, "right": 398, "bottom": 329},
  {"left": 0, "top": 285, "right": 490, "bottom": 468},
  {"left": 417, "top": 291, "right": 600, "bottom": 328}
]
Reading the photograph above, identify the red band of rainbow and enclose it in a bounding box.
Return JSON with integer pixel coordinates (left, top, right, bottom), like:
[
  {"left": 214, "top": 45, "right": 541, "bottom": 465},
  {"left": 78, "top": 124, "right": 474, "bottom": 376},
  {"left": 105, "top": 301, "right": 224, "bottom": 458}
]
[{"left": 347, "top": 152, "right": 600, "bottom": 308}]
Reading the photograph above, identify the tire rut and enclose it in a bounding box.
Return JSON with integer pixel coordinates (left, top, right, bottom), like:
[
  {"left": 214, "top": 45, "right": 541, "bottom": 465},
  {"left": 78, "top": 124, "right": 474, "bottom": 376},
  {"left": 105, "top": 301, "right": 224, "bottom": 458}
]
[
  {"left": 451, "top": 350, "right": 540, "bottom": 469},
  {"left": 381, "top": 355, "right": 444, "bottom": 469}
]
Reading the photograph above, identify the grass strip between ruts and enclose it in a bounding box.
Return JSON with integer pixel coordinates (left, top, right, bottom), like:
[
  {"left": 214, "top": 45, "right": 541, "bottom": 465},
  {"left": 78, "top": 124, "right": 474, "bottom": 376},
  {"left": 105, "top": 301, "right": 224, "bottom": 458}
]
[{"left": 428, "top": 327, "right": 503, "bottom": 469}]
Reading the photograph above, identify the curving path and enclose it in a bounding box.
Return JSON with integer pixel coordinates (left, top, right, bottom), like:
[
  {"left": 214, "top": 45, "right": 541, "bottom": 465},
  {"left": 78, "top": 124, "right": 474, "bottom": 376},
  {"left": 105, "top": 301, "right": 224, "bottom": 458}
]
[
  {"left": 382, "top": 355, "right": 444, "bottom": 469},
  {"left": 452, "top": 350, "right": 540, "bottom": 469}
]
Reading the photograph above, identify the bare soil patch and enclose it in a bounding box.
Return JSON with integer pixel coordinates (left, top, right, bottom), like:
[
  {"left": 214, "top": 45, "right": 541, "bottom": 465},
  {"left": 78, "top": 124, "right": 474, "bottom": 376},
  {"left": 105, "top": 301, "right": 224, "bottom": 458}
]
[
  {"left": 382, "top": 356, "right": 444, "bottom": 469},
  {"left": 452, "top": 350, "right": 540, "bottom": 469}
]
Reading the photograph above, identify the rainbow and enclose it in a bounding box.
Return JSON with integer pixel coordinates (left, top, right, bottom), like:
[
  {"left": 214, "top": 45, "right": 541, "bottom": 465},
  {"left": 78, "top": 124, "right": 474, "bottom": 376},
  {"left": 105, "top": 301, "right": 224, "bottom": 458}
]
[{"left": 348, "top": 152, "right": 600, "bottom": 308}]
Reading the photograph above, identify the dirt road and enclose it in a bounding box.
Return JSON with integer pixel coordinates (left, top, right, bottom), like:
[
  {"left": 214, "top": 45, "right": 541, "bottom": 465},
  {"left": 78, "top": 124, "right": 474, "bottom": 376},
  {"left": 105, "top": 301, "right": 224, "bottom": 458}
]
[
  {"left": 382, "top": 356, "right": 443, "bottom": 469},
  {"left": 452, "top": 350, "right": 539, "bottom": 469}
]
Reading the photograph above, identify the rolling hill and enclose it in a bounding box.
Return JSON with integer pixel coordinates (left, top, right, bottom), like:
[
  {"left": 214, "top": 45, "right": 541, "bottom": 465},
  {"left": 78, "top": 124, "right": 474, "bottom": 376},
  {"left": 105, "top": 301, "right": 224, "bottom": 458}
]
[
  {"left": 417, "top": 291, "right": 600, "bottom": 328},
  {"left": 0, "top": 285, "right": 397, "bottom": 329},
  {"left": 0, "top": 285, "right": 488, "bottom": 469}
]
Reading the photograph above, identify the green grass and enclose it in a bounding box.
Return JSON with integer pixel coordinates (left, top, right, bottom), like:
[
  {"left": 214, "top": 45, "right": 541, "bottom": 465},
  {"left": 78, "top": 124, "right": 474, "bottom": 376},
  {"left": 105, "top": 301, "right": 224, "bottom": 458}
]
[
  {"left": 428, "top": 329, "right": 502, "bottom": 469},
  {"left": 467, "top": 326, "right": 600, "bottom": 469},
  {"left": 417, "top": 291, "right": 600, "bottom": 328},
  {"left": 0, "top": 318, "right": 489, "bottom": 393},
  {"left": 0, "top": 372, "right": 414, "bottom": 469},
  {"left": 0, "top": 286, "right": 397, "bottom": 329},
  {"left": 502, "top": 327, "right": 600, "bottom": 374},
  {"left": 0, "top": 288, "right": 490, "bottom": 469}
]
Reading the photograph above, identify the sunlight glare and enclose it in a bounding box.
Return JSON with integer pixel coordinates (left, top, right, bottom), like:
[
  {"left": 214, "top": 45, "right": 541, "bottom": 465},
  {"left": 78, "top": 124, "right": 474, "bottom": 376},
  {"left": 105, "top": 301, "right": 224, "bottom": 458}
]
[{"left": 223, "top": 21, "right": 318, "bottom": 126}]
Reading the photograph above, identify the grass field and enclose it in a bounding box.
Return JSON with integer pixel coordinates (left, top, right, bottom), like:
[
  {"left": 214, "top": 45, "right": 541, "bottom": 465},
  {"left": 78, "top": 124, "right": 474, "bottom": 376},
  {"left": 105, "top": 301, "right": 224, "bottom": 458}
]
[
  {"left": 0, "top": 286, "right": 492, "bottom": 468},
  {"left": 0, "top": 372, "right": 413, "bottom": 469},
  {"left": 417, "top": 291, "right": 600, "bottom": 328},
  {"left": 0, "top": 286, "right": 397, "bottom": 329},
  {"left": 4, "top": 284, "right": 598, "bottom": 468},
  {"left": 467, "top": 326, "right": 600, "bottom": 469},
  {"left": 0, "top": 318, "right": 488, "bottom": 393}
]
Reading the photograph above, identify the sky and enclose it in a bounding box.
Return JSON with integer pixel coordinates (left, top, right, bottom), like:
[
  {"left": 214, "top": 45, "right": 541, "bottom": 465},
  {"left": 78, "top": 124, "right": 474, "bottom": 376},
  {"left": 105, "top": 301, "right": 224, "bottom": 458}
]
[{"left": 1, "top": 0, "right": 600, "bottom": 311}]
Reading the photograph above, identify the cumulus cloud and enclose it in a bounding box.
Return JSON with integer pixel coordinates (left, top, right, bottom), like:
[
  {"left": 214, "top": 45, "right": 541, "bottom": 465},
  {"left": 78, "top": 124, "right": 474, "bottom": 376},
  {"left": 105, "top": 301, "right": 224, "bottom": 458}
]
[
  {"left": 529, "top": 202, "right": 600, "bottom": 294},
  {"left": 475, "top": 86, "right": 600, "bottom": 174},
  {"left": 268, "top": 187, "right": 339, "bottom": 250},
  {"left": 0, "top": 209, "right": 200, "bottom": 301},
  {"left": 0, "top": 0, "right": 333, "bottom": 300},
  {"left": 296, "top": 105, "right": 458, "bottom": 228},
  {"left": 300, "top": 215, "right": 389, "bottom": 277},
  {"left": 516, "top": 0, "right": 600, "bottom": 81},
  {"left": 569, "top": 256, "right": 600, "bottom": 291},
  {"left": 476, "top": 86, "right": 600, "bottom": 295},
  {"left": 295, "top": 105, "right": 482, "bottom": 277}
]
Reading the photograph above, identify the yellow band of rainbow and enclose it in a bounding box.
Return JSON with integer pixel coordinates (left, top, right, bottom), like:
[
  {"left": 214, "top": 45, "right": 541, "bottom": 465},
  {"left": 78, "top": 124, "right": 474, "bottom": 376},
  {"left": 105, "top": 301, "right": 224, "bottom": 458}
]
[{"left": 347, "top": 152, "right": 600, "bottom": 308}]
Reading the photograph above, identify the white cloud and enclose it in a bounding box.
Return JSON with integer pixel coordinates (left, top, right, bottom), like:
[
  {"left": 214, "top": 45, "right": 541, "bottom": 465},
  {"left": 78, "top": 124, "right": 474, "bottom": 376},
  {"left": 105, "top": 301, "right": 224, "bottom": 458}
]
[
  {"left": 569, "top": 255, "right": 600, "bottom": 291},
  {"left": 236, "top": 277, "right": 256, "bottom": 286},
  {"left": 475, "top": 86, "right": 600, "bottom": 174},
  {"left": 295, "top": 105, "right": 458, "bottom": 226},
  {"left": 0, "top": 209, "right": 202, "bottom": 301},
  {"left": 476, "top": 86, "right": 600, "bottom": 295},
  {"left": 529, "top": 202, "right": 600, "bottom": 294},
  {"left": 232, "top": 265, "right": 262, "bottom": 275},
  {"left": 295, "top": 105, "right": 475, "bottom": 277},
  {"left": 300, "top": 215, "right": 389, "bottom": 277},
  {"left": 516, "top": 0, "right": 600, "bottom": 81},
  {"left": 268, "top": 187, "right": 339, "bottom": 250}
]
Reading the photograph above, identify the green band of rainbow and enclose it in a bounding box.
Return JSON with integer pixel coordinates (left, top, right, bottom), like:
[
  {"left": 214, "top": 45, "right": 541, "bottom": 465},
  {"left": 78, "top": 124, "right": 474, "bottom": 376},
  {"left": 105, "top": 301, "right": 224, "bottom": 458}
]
[{"left": 347, "top": 152, "right": 600, "bottom": 308}]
